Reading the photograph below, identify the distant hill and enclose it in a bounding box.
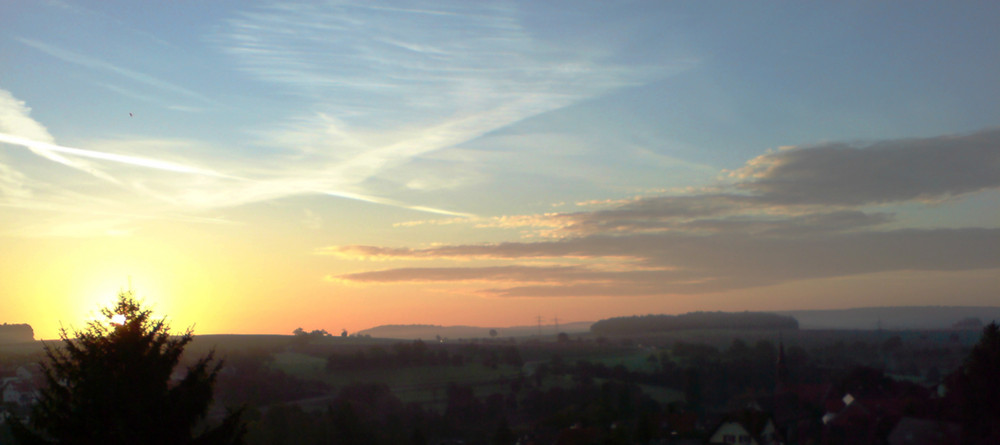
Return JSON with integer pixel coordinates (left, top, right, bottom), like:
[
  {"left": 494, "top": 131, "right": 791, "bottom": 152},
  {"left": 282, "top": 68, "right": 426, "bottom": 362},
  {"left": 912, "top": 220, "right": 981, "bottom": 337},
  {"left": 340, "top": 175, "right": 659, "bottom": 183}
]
[
  {"left": 0, "top": 323, "right": 34, "bottom": 343},
  {"left": 357, "top": 321, "right": 593, "bottom": 340},
  {"left": 777, "top": 306, "right": 1000, "bottom": 330},
  {"left": 591, "top": 312, "right": 799, "bottom": 336},
  {"left": 355, "top": 306, "right": 1000, "bottom": 339}
]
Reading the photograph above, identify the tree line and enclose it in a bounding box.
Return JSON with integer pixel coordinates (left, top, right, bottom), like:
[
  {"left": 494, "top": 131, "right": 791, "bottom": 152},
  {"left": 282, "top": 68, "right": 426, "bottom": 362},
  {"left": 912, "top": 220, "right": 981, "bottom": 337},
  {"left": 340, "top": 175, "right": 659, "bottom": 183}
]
[
  {"left": 590, "top": 311, "right": 799, "bottom": 336},
  {"left": 0, "top": 323, "right": 34, "bottom": 343},
  {"left": 5, "top": 292, "right": 1000, "bottom": 444}
]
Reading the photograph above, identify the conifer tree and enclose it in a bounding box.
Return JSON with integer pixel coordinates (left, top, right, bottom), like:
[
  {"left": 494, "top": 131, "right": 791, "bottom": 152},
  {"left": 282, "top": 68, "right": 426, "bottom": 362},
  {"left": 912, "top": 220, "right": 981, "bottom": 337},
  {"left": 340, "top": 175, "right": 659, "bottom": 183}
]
[
  {"left": 960, "top": 321, "right": 1000, "bottom": 443},
  {"left": 9, "top": 290, "right": 244, "bottom": 445}
]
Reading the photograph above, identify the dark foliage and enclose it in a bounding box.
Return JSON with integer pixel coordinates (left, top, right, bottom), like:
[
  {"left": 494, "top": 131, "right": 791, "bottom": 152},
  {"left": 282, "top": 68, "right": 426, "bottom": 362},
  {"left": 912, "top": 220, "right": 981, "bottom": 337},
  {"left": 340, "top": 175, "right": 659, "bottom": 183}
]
[
  {"left": 228, "top": 328, "right": 991, "bottom": 445},
  {"left": 591, "top": 311, "right": 799, "bottom": 336},
  {"left": 958, "top": 321, "right": 1000, "bottom": 443},
  {"left": 952, "top": 317, "right": 983, "bottom": 330},
  {"left": 290, "top": 328, "right": 330, "bottom": 345},
  {"left": 215, "top": 349, "right": 327, "bottom": 406},
  {"left": 324, "top": 341, "right": 522, "bottom": 372},
  {"left": 834, "top": 366, "right": 893, "bottom": 398},
  {"left": 8, "top": 290, "right": 244, "bottom": 445},
  {"left": 244, "top": 382, "right": 440, "bottom": 445}
]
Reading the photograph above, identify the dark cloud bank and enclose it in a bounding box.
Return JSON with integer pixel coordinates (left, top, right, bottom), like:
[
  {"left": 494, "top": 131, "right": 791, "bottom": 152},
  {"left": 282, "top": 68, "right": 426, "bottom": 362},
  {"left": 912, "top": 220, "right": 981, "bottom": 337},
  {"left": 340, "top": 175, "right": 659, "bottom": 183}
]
[{"left": 331, "top": 128, "right": 1000, "bottom": 297}]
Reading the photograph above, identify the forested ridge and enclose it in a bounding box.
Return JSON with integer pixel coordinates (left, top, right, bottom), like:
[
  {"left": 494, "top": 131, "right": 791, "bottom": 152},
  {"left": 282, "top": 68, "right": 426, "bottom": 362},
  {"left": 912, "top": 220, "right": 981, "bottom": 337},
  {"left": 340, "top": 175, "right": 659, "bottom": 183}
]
[{"left": 591, "top": 311, "right": 799, "bottom": 336}]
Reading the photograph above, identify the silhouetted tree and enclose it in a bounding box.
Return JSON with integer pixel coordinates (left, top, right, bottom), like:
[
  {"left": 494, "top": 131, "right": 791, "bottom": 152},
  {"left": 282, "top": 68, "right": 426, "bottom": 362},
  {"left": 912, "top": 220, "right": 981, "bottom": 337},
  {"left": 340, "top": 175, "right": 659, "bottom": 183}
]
[
  {"left": 959, "top": 322, "right": 1000, "bottom": 443},
  {"left": 9, "top": 290, "right": 244, "bottom": 445},
  {"left": 682, "top": 368, "right": 703, "bottom": 414}
]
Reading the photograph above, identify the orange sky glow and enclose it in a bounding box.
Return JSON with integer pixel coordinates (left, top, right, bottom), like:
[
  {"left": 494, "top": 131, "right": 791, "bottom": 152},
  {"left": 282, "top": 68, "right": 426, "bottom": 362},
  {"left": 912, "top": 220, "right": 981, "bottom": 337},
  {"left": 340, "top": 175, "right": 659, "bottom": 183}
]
[{"left": 2, "top": 2, "right": 999, "bottom": 340}]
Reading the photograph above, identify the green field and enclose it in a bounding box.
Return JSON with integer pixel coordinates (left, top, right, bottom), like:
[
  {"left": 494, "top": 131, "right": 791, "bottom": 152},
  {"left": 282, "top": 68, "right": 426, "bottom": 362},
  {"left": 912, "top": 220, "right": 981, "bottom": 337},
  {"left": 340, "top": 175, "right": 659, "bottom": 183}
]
[{"left": 271, "top": 351, "right": 523, "bottom": 411}]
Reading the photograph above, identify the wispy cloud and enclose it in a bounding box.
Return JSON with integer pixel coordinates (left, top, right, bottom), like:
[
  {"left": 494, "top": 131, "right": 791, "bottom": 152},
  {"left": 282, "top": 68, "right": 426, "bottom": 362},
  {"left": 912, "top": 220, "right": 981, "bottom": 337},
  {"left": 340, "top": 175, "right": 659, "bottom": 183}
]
[
  {"left": 0, "top": 88, "right": 123, "bottom": 185},
  {"left": 0, "top": 133, "right": 236, "bottom": 179},
  {"left": 1, "top": 78, "right": 474, "bottom": 227},
  {"left": 17, "top": 38, "right": 212, "bottom": 105},
  {"left": 7, "top": 1, "right": 668, "bottom": 228},
  {"left": 35, "top": 1, "right": 180, "bottom": 50},
  {"left": 330, "top": 228, "right": 1000, "bottom": 297},
  {"left": 9, "top": 1, "right": 689, "bottom": 230},
  {"left": 328, "top": 128, "right": 1000, "bottom": 297},
  {"left": 0, "top": 131, "right": 475, "bottom": 218},
  {"left": 214, "top": 0, "right": 682, "bottom": 192},
  {"left": 0, "top": 89, "right": 54, "bottom": 143},
  {"left": 0, "top": 161, "right": 32, "bottom": 200},
  {"left": 336, "top": 265, "right": 602, "bottom": 284}
]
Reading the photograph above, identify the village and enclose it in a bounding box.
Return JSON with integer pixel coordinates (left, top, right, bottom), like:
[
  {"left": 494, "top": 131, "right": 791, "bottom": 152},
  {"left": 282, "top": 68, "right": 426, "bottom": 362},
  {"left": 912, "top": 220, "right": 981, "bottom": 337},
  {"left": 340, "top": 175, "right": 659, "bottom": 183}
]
[{"left": 2, "top": 311, "right": 997, "bottom": 444}]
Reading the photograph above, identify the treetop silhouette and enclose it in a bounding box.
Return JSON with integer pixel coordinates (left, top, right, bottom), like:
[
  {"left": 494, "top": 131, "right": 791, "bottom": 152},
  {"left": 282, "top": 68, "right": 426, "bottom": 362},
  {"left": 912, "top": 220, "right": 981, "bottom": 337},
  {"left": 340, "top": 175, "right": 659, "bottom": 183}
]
[{"left": 8, "top": 290, "right": 244, "bottom": 445}]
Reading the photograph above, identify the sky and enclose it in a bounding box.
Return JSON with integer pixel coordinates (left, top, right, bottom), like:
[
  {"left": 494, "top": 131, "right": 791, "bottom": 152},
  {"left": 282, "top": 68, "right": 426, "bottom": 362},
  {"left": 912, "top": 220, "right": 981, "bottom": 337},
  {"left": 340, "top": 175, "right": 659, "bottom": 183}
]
[{"left": 1, "top": 1, "right": 998, "bottom": 340}]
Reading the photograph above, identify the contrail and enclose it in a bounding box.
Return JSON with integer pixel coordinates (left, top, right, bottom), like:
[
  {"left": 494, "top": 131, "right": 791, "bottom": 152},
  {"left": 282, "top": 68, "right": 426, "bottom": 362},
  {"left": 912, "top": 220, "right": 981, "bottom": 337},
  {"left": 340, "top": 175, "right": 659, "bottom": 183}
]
[
  {"left": 0, "top": 133, "right": 237, "bottom": 179},
  {"left": 0, "top": 132, "right": 474, "bottom": 217},
  {"left": 18, "top": 38, "right": 214, "bottom": 105},
  {"left": 320, "top": 190, "right": 475, "bottom": 217}
]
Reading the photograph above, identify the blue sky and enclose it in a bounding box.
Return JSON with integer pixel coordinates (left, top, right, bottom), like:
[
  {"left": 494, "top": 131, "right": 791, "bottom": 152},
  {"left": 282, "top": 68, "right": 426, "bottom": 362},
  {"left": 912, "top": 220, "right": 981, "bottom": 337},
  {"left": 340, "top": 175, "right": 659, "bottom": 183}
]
[{"left": 2, "top": 1, "right": 998, "bottom": 337}]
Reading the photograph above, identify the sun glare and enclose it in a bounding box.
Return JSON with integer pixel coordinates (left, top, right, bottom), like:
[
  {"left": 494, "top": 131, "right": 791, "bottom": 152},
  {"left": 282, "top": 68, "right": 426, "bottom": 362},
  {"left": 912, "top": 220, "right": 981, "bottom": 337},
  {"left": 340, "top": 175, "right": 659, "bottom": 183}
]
[{"left": 110, "top": 314, "right": 126, "bottom": 325}]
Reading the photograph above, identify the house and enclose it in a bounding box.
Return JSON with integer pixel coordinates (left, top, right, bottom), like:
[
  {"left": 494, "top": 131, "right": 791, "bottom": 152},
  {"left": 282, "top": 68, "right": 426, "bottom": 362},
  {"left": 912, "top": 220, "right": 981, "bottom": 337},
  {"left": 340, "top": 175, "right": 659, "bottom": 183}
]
[
  {"left": 707, "top": 409, "right": 782, "bottom": 445},
  {"left": 821, "top": 392, "right": 912, "bottom": 445},
  {"left": 2, "top": 380, "right": 38, "bottom": 406},
  {"left": 1, "top": 366, "right": 40, "bottom": 408}
]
